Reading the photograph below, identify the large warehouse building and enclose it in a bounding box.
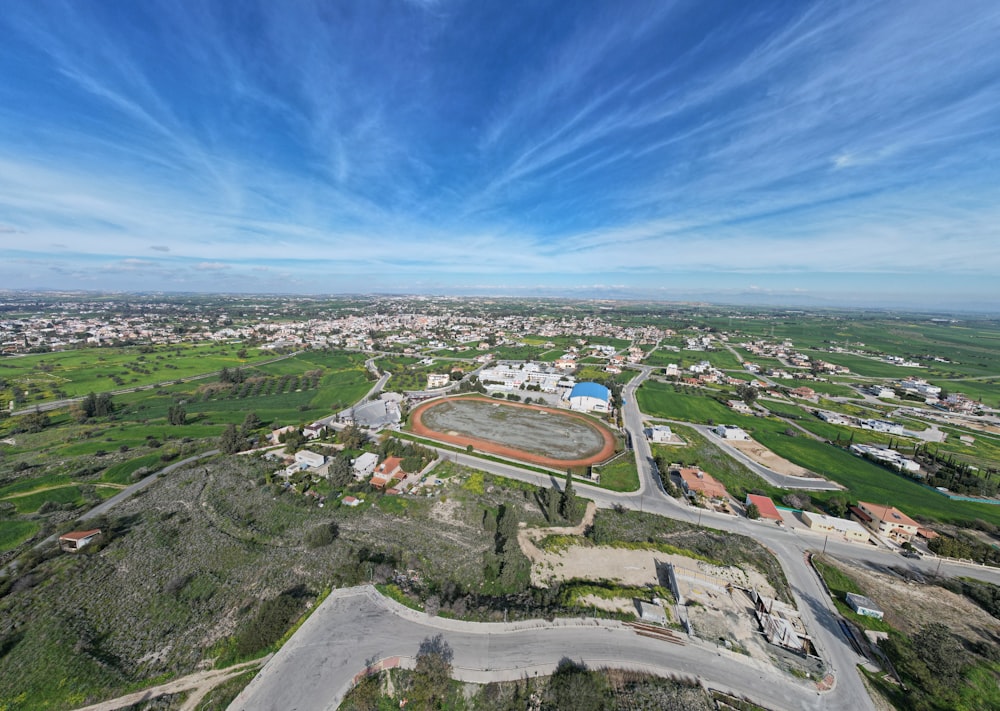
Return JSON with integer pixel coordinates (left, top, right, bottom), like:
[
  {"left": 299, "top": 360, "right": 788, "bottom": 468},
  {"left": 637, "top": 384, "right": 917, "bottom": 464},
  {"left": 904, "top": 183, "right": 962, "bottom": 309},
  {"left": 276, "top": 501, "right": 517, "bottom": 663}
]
[{"left": 568, "top": 381, "right": 611, "bottom": 413}]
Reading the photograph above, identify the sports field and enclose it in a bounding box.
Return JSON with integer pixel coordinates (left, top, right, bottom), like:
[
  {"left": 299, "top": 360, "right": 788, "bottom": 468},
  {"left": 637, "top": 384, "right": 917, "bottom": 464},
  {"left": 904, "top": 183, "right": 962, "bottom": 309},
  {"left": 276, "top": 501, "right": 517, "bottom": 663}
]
[{"left": 410, "top": 397, "right": 616, "bottom": 468}]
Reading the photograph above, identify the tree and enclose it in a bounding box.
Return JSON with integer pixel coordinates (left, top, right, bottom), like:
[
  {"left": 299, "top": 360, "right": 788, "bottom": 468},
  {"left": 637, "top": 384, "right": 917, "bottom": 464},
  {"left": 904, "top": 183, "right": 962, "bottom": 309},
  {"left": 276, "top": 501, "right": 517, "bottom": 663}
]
[
  {"left": 94, "top": 392, "right": 115, "bottom": 417},
  {"left": 746, "top": 502, "right": 760, "bottom": 520},
  {"left": 736, "top": 383, "right": 758, "bottom": 406},
  {"left": 305, "top": 521, "right": 339, "bottom": 548},
  {"left": 559, "top": 470, "right": 579, "bottom": 522},
  {"left": 496, "top": 504, "right": 518, "bottom": 548},
  {"left": 241, "top": 410, "right": 262, "bottom": 436},
  {"left": 826, "top": 496, "right": 847, "bottom": 518},
  {"left": 545, "top": 659, "right": 607, "bottom": 711},
  {"left": 410, "top": 634, "right": 453, "bottom": 710},
  {"left": 339, "top": 423, "right": 365, "bottom": 450},
  {"left": 19, "top": 409, "right": 49, "bottom": 433},
  {"left": 328, "top": 456, "right": 354, "bottom": 487},
  {"left": 167, "top": 404, "right": 187, "bottom": 426},
  {"left": 219, "top": 424, "right": 245, "bottom": 454}
]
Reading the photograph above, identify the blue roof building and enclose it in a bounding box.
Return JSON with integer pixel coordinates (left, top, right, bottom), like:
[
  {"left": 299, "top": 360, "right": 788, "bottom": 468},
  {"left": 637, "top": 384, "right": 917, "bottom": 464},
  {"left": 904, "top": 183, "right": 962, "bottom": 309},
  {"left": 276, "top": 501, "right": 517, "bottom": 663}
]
[{"left": 568, "top": 381, "right": 611, "bottom": 413}]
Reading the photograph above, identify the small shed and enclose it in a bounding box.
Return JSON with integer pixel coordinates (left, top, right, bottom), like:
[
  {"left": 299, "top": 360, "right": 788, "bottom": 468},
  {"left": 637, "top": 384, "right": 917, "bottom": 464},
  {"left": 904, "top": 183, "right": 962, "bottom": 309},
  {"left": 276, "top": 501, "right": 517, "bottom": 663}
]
[
  {"left": 59, "top": 529, "right": 102, "bottom": 552},
  {"left": 845, "top": 592, "right": 884, "bottom": 620}
]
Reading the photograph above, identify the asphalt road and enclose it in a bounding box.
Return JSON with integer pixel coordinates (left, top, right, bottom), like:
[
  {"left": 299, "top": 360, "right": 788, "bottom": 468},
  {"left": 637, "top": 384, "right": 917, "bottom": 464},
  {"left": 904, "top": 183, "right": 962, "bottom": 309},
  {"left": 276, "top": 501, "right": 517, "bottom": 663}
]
[{"left": 230, "top": 586, "right": 838, "bottom": 711}]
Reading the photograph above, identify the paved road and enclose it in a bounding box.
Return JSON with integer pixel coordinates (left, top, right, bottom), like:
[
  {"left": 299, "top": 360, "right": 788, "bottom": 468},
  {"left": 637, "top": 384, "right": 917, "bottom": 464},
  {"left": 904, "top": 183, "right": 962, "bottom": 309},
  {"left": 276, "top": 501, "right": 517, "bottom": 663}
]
[{"left": 230, "top": 586, "right": 836, "bottom": 711}]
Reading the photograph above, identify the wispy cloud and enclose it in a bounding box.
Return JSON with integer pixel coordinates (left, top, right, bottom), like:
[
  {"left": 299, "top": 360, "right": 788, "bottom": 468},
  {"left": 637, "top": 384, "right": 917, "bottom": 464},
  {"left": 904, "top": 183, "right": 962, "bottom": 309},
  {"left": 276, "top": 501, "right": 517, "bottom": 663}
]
[{"left": 0, "top": 0, "right": 997, "bottom": 307}]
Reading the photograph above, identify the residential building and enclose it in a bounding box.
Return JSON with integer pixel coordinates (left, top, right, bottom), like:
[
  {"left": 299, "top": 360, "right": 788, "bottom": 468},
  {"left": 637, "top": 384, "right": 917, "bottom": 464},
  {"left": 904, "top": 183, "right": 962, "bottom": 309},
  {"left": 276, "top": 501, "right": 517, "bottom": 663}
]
[
  {"left": 371, "top": 456, "right": 405, "bottom": 489},
  {"left": 727, "top": 399, "right": 753, "bottom": 415},
  {"left": 678, "top": 467, "right": 728, "bottom": 500},
  {"left": 859, "top": 419, "right": 905, "bottom": 435},
  {"left": 715, "top": 424, "right": 750, "bottom": 441},
  {"left": 426, "top": 373, "right": 450, "bottom": 389},
  {"left": 352, "top": 452, "right": 379, "bottom": 480},
  {"left": 800, "top": 511, "right": 870, "bottom": 543},
  {"left": 59, "top": 529, "right": 102, "bottom": 552},
  {"left": 646, "top": 425, "right": 673, "bottom": 443},
  {"left": 855, "top": 502, "right": 919, "bottom": 543},
  {"left": 745, "top": 494, "right": 782, "bottom": 522},
  {"left": 817, "top": 411, "right": 850, "bottom": 425},
  {"left": 294, "top": 450, "right": 325, "bottom": 469}
]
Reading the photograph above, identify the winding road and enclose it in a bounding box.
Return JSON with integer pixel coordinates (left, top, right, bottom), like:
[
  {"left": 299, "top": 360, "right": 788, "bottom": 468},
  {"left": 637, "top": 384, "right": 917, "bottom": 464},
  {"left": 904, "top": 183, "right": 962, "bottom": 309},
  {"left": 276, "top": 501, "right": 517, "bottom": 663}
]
[{"left": 229, "top": 365, "right": 1000, "bottom": 711}]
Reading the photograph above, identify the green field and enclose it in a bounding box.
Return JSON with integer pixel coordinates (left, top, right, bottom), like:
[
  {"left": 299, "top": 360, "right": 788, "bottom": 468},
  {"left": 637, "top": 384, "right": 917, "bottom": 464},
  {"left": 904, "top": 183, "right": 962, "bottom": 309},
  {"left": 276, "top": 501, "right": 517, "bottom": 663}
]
[
  {"left": 102, "top": 453, "right": 164, "bottom": 484},
  {"left": 0, "top": 343, "right": 274, "bottom": 404},
  {"left": 0, "top": 519, "right": 40, "bottom": 552},
  {"left": 10, "top": 485, "right": 85, "bottom": 513},
  {"left": 593, "top": 455, "right": 640, "bottom": 492},
  {"left": 635, "top": 381, "right": 752, "bottom": 425},
  {"left": 752, "top": 431, "right": 1000, "bottom": 526}
]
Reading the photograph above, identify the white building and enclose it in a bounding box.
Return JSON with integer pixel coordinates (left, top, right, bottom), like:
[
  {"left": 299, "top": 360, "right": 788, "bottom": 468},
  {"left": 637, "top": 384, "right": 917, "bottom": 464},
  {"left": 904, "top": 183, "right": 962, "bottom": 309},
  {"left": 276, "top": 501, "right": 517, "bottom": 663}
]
[
  {"left": 817, "top": 411, "right": 850, "bottom": 426},
  {"left": 294, "top": 450, "right": 326, "bottom": 469},
  {"left": 352, "top": 452, "right": 379, "bottom": 480},
  {"left": 859, "top": 419, "right": 905, "bottom": 435},
  {"left": 568, "top": 382, "right": 611, "bottom": 413},
  {"left": 715, "top": 424, "right": 750, "bottom": 441},
  {"left": 800, "top": 511, "right": 870, "bottom": 543},
  {"left": 647, "top": 425, "right": 673, "bottom": 443},
  {"left": 426, "top": 373, "right": 451, "bottom": 389}
]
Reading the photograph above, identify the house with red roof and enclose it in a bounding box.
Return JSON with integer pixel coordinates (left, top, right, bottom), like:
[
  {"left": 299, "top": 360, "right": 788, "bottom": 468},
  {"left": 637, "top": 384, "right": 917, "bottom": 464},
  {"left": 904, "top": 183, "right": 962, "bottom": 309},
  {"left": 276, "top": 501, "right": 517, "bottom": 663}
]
[
  {"left": 678, "top": 467, "right": 728, "bottom": 501},
  {"left": 59, "top": 529, "right": 102, "bottom": 552},
  {"left": 370, "top": 456, "right": 406, "bottom": 489},
  {"left": 745, "top": 494, "right": 782, "bottom": 522},
  {"left": 855, "top": 501, "right": 919, "bottom": 543}
]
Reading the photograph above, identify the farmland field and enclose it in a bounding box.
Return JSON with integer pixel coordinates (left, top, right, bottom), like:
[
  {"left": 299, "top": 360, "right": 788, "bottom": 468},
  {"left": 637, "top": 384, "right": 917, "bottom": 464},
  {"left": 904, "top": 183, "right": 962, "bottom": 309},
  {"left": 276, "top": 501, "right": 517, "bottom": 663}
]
[
  {"left": 635, "top": 381, "right": 754, "bottom": 425},
  {"left": 0, "top": 343, "right": 274, "bottom": 404},
  {"left": 752, "top": 430, "right": 1000, "bottom": 526}
]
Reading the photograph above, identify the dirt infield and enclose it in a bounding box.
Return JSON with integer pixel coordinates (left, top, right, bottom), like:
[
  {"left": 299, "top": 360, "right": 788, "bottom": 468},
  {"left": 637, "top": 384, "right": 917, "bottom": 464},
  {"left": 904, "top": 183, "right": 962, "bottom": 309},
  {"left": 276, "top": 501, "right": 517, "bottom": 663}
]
[{"left": 410, "top": 396, "right": 617, "bottom": 469}]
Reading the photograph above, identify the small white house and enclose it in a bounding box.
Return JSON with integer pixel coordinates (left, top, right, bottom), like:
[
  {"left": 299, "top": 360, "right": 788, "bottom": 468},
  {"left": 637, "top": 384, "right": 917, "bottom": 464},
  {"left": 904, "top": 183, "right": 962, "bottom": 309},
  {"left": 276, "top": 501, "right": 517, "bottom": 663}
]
[
  {"left": 294, "top": 450, "right": 326, "bottom": 469},
  {"left": 715, "top": 424, "right": 750, "bottom": 441},
  {"left": 647, "top": 425, "right": 673, "bottom": 443},
  {"left": 352, "top": 452, "right": 379, "bottom": 480}
]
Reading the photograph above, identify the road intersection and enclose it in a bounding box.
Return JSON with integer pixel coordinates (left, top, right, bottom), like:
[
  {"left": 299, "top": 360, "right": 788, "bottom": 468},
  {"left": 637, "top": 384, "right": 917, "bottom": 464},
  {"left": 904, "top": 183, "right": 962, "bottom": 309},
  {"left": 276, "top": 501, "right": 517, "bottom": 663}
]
[{"left": 231, "top": 366, "right": 1000, "bottom": 710}]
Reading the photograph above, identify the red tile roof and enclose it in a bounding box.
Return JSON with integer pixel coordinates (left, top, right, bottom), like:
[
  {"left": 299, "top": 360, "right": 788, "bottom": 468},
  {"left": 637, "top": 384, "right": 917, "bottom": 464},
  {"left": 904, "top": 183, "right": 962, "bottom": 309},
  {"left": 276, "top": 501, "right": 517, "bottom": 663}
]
[
  {"left": 59, "top": 529, "right": 102, "bottom": 541},
  {"left": 678, "top": 468, "right": 728, "bottom": 499},
  {"left": 746, "top": 494, "right": 782, "bottom": 521}
]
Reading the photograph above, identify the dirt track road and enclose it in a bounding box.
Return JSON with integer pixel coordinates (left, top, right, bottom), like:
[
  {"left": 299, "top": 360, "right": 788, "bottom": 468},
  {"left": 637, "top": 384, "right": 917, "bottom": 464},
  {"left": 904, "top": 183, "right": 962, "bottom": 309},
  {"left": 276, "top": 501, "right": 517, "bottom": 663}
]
[{"left": 72, "top": 657, "right": 269, "bottom": 711}]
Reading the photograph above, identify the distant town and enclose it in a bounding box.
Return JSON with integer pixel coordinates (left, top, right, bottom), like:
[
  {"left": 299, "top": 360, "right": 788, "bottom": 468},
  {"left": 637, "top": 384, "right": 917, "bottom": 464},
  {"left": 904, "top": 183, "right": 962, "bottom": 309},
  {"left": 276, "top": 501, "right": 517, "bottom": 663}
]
[{"left": 1, "top": 292, "right": 998, "bottom": 711}]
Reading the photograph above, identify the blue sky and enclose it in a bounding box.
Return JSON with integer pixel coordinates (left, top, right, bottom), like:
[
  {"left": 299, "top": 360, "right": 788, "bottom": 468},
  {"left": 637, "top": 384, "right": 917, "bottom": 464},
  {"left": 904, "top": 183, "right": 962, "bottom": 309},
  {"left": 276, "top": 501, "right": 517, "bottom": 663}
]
[{"left": 1, "top": 0, "right": 999, "bottom": 310}]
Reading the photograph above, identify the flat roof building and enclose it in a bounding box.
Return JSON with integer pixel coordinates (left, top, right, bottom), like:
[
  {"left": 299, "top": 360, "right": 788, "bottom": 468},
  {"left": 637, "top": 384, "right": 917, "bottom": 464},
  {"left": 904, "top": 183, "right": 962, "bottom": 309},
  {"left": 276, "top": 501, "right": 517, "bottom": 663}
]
[
  {"left": 845, "top": 593, "right": 884, "bottom": 620},
  {"left": 801, "top": 511, "right": 870, "bottom": 543}
]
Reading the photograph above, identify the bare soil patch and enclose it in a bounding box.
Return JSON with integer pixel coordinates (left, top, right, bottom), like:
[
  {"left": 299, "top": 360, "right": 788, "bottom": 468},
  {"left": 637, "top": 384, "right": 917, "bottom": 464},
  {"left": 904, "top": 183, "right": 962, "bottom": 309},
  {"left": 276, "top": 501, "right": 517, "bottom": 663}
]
[
  {"left": 728, "top": 438, "right": 814, "bottom": 477},
  {"left": 826, "top": 556, "right": 1000, "bottom": 647},
  {"left": 411, "top": 396, "right": 616, "bottom": 468}
]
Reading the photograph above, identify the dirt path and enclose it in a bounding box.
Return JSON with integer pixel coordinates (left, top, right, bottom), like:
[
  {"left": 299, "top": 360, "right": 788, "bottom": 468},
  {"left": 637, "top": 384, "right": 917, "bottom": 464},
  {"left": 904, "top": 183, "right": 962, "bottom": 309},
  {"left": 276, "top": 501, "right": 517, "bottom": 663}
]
[
  {"left": 517, "top": 501, "right": 598, "bottom": 564},
  {"left": 71, "top": 657, "right": 268, "bottom": 711},
  {"left": 1, "top": 482, "right": 126, "bottom": 499}
]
